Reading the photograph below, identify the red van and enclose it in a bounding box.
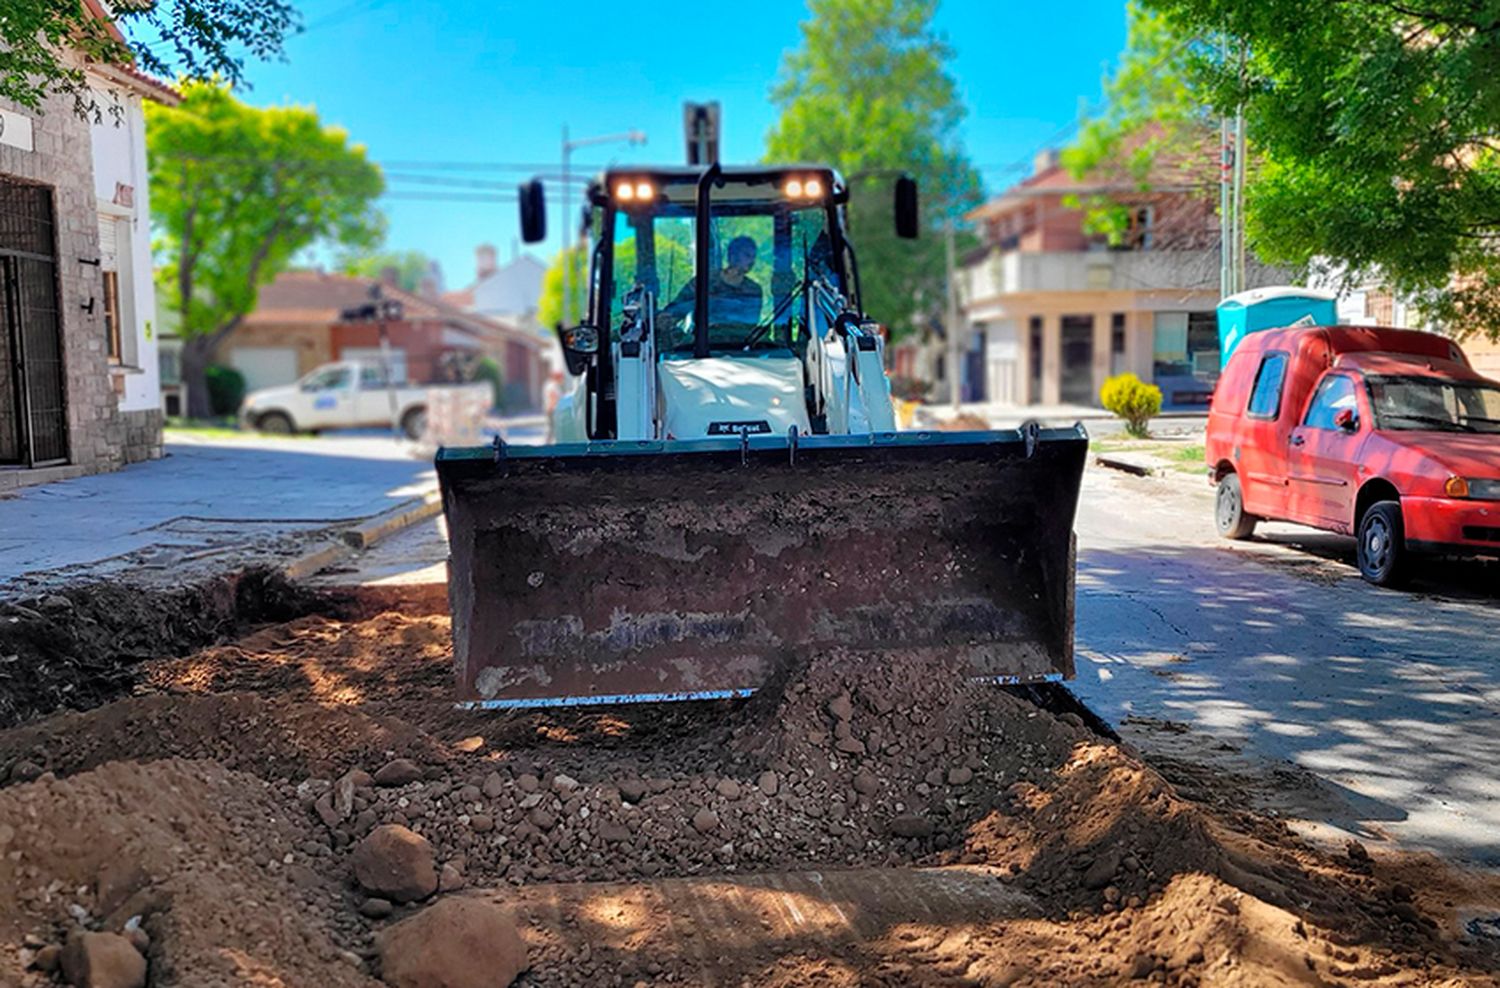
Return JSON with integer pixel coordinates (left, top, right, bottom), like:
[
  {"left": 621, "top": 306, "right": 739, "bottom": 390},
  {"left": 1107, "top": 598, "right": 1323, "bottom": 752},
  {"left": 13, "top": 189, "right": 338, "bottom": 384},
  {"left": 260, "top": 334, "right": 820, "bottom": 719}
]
[{"left": 1205, "top": 325, "right": 1500, "bottom": 585}]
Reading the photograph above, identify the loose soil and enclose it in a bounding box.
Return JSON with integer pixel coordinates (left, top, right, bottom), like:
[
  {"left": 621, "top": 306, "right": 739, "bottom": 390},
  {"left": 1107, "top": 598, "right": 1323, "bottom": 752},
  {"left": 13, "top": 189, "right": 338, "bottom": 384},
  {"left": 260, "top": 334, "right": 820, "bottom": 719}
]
[{"left": 1, "top": 584, "right": 1497, "bottom": 987}]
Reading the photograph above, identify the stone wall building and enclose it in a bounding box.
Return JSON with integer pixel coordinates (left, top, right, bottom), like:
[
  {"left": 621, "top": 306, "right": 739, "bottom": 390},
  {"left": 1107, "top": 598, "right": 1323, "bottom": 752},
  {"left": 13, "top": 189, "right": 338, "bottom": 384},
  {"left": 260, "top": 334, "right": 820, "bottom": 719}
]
[{"left": 0, "top": 51, "right": 176, "bottom": 491}]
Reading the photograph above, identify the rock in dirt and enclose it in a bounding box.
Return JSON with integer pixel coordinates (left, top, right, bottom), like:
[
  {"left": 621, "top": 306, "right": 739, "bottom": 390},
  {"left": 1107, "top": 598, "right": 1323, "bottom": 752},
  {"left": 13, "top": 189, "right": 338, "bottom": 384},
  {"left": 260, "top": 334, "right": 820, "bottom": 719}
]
[
  {"left": 827, "top": 693, "right": 854, "bottom": 722},
  {"left": 1083, "top": 849, "right": 1121, "bottom": 891},
  {"left": 756, "top": 771, "right": 779, "bottom": 797},
  {"left": 889, "top": 815, "right": 933, "bottom": 839},
  {"left": 33, "top": 943, "right": 62, "bottom": 972},
  {"left": 352, "top": 824, "right": 438, "bottom": 903},
  {"left": 852, "top": 771, "right": 879, "bottom": 796},
  {"left": 377, "top": 896, "right": 527, "bottom": 988},
  {"left": 374, "top": 759, "right": 424, "bottom": 787},
  {"left": 715, "top": 778, "right": 742, "bottom": 800},
  {"left": 359, "top": 897, "right": 394, "bottom": 919},
  {"left": 439, "top": 863, "right": 466, "bottom": 892},
  {"left": 948, "top": 766, "right": 974, "bottom": 786},
  {"left": 481, "top": 772, "right": 505, "bottom": 798},
  {"left": 60, "top": 931, "right": 146, "bottom": 988},
  {"left": 692, "top": 808, "right": 720, "bottom": 833},
  {"left": 617, "top": 779, "right": 647, "bottom": 803}
]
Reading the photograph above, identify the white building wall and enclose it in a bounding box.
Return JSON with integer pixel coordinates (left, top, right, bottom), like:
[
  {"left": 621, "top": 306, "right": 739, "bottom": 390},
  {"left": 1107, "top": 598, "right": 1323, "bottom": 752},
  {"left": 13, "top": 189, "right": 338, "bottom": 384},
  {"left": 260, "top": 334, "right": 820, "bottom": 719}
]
[{"left": 89, "top": 86, "right": 160, "bottom": 414}]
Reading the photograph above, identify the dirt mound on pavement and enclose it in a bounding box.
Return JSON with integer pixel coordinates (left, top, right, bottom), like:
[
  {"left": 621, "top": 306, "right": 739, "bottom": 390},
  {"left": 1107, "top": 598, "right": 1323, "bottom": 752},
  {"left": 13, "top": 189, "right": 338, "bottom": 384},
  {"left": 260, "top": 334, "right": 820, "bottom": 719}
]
[
  {"left": 0, "top": 759, "right": 378, "bottom": 988},
  {"left": 0, "top": 593, "right": 1496, "bottom": 986}
]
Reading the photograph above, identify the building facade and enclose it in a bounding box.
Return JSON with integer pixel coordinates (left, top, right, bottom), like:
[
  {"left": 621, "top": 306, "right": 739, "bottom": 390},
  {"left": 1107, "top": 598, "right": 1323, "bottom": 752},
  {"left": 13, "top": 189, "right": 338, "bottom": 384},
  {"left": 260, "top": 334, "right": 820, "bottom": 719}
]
[
  {"left": 954, "top": 150, "right": 1280, "bottom": 410},
  {"left": 0, "top": 56, "right": 175, "bottom": 491},
  {"left": 217, "top": 270, "right": 547, "bottom": 410}
]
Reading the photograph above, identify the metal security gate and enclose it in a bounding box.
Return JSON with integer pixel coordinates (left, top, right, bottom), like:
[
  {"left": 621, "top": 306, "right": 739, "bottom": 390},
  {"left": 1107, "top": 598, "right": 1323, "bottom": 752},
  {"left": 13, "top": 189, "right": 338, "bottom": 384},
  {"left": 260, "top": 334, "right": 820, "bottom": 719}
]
[{"left": 0, "top": 180, "right": 68, "bottom": 467}]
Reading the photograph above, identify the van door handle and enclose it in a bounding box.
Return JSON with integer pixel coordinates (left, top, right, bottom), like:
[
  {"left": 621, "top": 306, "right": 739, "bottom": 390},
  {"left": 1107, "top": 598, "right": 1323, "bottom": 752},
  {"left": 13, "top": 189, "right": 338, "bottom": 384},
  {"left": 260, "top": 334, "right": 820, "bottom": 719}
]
[{"left": 1289, "top": 434, "right": 1305, "bottom": 447}]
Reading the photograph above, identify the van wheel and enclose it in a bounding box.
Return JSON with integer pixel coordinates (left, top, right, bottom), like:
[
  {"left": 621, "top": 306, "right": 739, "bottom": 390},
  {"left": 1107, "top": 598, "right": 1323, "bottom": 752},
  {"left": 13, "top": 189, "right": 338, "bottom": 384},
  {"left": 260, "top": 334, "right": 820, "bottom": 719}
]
[
  {"left": 1215, "top": 472, "right": 1258, "bottom": 540},
  {"left": 1357, "top": 501, "right": 1409, "bottom": 586},
  {"left": 400, "top": 406, "right": 427, "bottom": 441},
  {"left": 256, "top": 411, "right": 294, "bottom": 435}
]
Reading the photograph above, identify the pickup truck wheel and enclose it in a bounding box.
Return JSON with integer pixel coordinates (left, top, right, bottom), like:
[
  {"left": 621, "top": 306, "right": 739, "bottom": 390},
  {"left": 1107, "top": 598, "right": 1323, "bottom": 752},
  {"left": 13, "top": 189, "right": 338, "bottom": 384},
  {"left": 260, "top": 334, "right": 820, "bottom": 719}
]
[
  {"left": 1215, "top": 472, "right": 1258, "bottom": 540},
  {"left": 256, "top": 411, "right": 294, "bottom": 435},
  {"left": 1357, "top": 501, "right": 1410, "bottom": 586},
  {"left": 400, "top": 406, "right": 427, "bottom": 441}
]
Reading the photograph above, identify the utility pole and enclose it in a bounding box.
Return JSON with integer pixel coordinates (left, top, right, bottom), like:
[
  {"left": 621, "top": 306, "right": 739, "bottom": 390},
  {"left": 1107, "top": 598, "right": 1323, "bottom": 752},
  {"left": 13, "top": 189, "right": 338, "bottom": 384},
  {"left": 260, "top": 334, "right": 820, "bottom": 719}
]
[
  {"left": 945, "top": 219, "right": 962, "bottom": 412},
  {"left": 560, "top": 127, "right": 647, "bottom": 329}
]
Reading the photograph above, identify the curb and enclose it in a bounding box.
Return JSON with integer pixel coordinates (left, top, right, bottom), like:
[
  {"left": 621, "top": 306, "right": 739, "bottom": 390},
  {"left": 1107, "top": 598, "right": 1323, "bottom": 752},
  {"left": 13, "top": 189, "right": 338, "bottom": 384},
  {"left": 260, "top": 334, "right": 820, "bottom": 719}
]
[
  {"left": 1093, "top": 454, "right": 1164, "bottom": 478},
  {"left": 280, "top": 490, "right": 441, "bottom": 581}
]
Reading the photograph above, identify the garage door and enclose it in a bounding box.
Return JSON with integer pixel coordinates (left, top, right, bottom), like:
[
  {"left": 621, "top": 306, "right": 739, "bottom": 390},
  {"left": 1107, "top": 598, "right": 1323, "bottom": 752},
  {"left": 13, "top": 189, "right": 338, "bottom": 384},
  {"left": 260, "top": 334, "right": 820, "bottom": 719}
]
[{"left": 231, "top": 346, "right": 300, "bottom": 391}]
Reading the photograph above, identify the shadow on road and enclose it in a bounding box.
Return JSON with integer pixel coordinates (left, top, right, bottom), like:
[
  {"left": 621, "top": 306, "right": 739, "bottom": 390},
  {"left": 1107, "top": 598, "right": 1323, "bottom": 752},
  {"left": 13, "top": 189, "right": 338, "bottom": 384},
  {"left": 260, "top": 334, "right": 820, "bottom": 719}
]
[
  {"left": 1074, "top": 539, "right": 1500, "bottom": 864},
  {"left": 1245, "top": 527, "right": 1500, "bottom": 602}
]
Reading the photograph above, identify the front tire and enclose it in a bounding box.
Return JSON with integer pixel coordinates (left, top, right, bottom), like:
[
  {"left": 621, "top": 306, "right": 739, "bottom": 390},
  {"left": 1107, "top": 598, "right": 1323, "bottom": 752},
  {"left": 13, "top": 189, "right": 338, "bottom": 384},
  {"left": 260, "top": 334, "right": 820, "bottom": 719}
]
[
  {"left": 256, "top": 411, "right": 294, "bottom": 435},
  {"left": 1357, "top": 501, "right": 1409, "bottom": 586},
  {"left": 1215, "top": 472, "right": 1258, "bottom": 540},
  {"left": 400, "top": 406, "right": 428, "bottom": 441}
]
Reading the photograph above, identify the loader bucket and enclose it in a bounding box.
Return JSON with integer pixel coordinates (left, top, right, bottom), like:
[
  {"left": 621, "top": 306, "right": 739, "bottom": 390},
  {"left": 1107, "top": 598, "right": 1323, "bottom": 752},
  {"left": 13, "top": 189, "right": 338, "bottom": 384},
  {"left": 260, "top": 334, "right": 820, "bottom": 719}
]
[{"left": 436, "top": 426, "right": 1087, "bottom": 708}]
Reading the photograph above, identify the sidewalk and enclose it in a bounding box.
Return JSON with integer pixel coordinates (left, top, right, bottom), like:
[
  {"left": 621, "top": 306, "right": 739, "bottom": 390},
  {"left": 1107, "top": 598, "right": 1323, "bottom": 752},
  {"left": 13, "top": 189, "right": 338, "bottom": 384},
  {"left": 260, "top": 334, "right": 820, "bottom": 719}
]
[
  {"left": 0, "top": 432, "right": 437, "bottom": 594},
  {"left": 913, "top": 401, "right": 1207, "bottom": 437}
]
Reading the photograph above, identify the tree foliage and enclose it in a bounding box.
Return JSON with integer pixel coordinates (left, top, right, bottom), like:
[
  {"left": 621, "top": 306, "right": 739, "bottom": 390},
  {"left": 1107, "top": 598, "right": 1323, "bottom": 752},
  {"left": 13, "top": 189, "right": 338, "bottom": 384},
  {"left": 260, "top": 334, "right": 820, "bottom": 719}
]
[
  {"left": 148, "top": 81, "right": 385, "bottom": 415},
  {"left": 1100, "top": 372, "right": 1163, "bottom": 438},
  {"left": 537, "top": 245, "right": 589, "bottom": 331},
  {"left": 765, "top": 0, "right": 981, "bottom": 339},
  {"left": 1079, "top": 0, "right": 1500, "bottom": 338},
  {"left": 339, "top": 250, "right": 436, "bottom": 293},
  {"left": 2, "top": 0, "right": 297, "bottom": 119}
]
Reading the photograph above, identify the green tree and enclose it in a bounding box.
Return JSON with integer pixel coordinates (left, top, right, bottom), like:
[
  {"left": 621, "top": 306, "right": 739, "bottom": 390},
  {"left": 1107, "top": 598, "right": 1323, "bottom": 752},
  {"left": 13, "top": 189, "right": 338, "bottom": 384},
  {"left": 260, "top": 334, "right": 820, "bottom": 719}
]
[
  {"left": 2, "top": 0, "right": 297, "bottom": 119},
  {"left": 1081, "top": 0, "right": 1500, "bottom": 339},
  {"left": 339, "top": 250, "right": 436, "bottom": 293},
  {"left": 537, "top": 245, "right": 589, "bottom": 330},
  {"left": 149, "top": 81, "right": 385, "bottom": 417},
  {"left": 765, "top": 0, "right": 982, "bottom": 339},
  {"left": 1062, "top": 4, "right": 1215, "bottom": 245}
]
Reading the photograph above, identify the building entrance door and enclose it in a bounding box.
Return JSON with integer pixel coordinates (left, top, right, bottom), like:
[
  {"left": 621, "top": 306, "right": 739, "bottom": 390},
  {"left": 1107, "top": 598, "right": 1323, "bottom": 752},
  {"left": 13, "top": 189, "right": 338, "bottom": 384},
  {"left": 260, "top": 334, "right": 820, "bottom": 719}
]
[
  {"left": 1060, "top": 315, "right": 1095, "bottom": 405},
  {"left": 0, "top": 181, "right": 68, "bottom": 467}
]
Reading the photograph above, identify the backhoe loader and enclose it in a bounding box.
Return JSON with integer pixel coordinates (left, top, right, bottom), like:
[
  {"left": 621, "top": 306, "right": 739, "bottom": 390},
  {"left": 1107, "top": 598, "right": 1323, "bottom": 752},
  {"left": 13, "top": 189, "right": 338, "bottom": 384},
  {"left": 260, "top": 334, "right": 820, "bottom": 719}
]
[{"left": 436, "top": 163, "right": 1087, "bottom": 707}]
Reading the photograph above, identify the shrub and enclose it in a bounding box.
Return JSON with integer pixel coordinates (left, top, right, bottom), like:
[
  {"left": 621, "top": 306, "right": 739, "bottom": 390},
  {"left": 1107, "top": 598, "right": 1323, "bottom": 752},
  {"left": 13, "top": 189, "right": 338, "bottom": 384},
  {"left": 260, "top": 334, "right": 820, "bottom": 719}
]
[
  {"left": 204, "top": 365, "right": 247, "bottom": 416},
  {"left": 1100, "top": 373, "right": 1162, "bottom": 439},
  {"left": 472, "top": 356, "right": 503, "bottom": 410},
  {"left": 889, "top": 375, "right": 932, "bottom": 402}
]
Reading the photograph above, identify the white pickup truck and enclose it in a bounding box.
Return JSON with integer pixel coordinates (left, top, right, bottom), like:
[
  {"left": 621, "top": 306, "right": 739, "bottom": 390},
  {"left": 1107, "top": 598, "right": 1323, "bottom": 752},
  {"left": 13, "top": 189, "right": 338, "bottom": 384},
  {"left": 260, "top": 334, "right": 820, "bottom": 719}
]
[{"left": 240, "top": 360, "right": 484, "bottom": 440}]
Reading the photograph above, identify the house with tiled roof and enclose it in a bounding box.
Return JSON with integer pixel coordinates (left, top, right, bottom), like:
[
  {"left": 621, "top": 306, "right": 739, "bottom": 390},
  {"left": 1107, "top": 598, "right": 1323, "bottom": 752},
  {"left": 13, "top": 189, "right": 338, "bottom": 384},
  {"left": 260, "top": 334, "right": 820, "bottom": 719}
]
[
  {"left": 929, "top": 141, "right": 1283, "bottom": 411},
  {"left": 0, "top": 0, "right": 179, "bottom": 489},
  {"left": 200, "top": 270, "right": 546, "bottom": 411}
]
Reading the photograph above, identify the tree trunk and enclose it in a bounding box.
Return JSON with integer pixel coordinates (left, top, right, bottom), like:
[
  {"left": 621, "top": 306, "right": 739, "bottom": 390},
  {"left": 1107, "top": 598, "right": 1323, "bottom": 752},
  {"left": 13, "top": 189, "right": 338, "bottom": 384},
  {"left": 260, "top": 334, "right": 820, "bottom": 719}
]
[{"left": 181, "top": 336, "right": 217, "bottom": 420}]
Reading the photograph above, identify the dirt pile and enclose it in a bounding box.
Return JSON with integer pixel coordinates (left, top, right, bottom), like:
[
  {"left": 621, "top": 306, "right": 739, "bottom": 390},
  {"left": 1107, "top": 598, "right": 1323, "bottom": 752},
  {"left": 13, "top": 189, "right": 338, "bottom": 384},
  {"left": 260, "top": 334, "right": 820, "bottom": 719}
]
[
  {"left": 0, "top": 594, "right": 1495, "bottom": 986},
  {"left": 0, "top": 759, "right": 378, "bottom": 988}
]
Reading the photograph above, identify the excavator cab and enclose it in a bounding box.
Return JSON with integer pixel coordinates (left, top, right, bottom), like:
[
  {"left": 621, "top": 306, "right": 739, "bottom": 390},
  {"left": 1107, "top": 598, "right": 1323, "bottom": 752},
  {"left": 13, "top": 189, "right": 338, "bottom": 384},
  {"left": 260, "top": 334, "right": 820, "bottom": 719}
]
[{"left": 436, "top": 162, "right": 1087, "bottom": 708}]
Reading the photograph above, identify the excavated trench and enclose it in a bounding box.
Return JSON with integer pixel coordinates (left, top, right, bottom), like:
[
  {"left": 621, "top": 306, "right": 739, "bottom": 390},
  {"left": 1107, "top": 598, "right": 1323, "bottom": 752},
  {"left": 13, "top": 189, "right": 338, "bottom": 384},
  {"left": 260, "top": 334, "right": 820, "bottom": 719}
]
[{"left": 0, "top": 580, "right": 1497, "bottom": 987}]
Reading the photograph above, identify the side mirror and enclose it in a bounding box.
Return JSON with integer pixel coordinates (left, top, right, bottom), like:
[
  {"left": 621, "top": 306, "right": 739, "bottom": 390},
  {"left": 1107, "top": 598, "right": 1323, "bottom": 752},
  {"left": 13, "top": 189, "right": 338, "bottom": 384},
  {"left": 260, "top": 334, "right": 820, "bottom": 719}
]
[
  {"left": 555, "top": 323, "right": 599, "bottom": 376},
  {"left": 1334, "top": 408, "right": 1357, "bottom": 431},
  {"left": 519, "top": 179, "right": 547, "bottom": 244},
  {"left": 894, "top": 175, "right": 919, "bottom": 239}
]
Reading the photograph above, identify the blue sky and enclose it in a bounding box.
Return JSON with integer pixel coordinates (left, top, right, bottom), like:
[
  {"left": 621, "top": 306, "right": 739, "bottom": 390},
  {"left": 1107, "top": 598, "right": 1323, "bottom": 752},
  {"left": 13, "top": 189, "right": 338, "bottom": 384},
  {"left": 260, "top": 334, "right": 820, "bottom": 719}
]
[{"left": 182, "top": 0, "right": 1129, "bottom": 289}]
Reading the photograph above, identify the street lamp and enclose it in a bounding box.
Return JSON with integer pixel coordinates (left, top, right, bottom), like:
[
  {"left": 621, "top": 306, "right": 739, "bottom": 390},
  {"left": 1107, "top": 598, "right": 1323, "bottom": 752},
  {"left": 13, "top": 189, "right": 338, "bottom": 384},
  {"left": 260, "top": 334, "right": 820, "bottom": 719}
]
[{"left": 560, "top": 127, "right": 646, "bottom": 328}]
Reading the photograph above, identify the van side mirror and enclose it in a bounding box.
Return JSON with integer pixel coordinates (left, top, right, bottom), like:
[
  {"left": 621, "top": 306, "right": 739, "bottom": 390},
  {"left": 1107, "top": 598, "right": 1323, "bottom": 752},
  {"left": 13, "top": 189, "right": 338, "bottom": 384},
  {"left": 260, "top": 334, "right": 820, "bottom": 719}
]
[
  {"left": 1334, "top": 408, "right": 1357, "bottom": 431},
  {"left": 555, "top": 323, "right": 599, "bottom": 376},
  {"left": 519, "top": 179, "right": 547, "bottom": 244},
  {"left": 894, "top": 176, "right": 919, "bottom": 239}
]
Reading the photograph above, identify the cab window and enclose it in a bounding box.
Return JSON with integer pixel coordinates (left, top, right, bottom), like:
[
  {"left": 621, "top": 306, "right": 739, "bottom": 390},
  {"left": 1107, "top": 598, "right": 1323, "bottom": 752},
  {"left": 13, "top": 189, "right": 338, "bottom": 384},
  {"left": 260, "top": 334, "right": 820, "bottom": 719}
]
[
  {"left": 1246, "top": 352, "right": 1288, "bottom": 418},
  {"left": 1303, "top": 374, "right": 1359, "bottom": 429},
  {"left": 301, "top": 366, "right": 351, "bottom": 391}
]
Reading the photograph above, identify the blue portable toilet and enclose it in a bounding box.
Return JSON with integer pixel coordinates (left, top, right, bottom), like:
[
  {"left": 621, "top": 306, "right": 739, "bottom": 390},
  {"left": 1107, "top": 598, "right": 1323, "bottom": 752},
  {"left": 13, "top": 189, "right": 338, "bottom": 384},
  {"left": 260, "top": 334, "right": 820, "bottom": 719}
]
[{"left": 1216, "top": 287, "right": 1338, "bottom": 367}]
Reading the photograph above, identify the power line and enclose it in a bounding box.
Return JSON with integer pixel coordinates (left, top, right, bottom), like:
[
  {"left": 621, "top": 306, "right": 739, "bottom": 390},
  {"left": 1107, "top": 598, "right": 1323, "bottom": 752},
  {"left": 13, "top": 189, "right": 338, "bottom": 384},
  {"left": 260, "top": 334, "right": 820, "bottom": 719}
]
[{"left": 382, "top": 191, "right": 518, "bottom": 203}]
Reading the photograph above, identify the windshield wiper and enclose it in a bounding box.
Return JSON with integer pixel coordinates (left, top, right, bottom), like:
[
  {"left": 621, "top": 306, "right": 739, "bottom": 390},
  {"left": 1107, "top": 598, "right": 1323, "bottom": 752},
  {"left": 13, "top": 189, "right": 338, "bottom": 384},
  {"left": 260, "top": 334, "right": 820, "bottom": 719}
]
[
  {"left": 740, "top": 281, "right": 806, "bottom": 350},
  {"left": 1384, "top": 414, "right": 1476, "bottom": 432}
]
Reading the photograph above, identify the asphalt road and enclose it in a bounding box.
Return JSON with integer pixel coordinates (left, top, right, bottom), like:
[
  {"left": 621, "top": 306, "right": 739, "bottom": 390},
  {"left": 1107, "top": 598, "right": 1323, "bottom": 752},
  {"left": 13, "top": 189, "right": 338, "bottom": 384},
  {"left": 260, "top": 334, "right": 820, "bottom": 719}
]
[
  {"left": 323, "top": 455, "right": 1500, "bottom": 868},
  {"left": 1072, "top": 464, "right": 1500, "bottom": 867}
]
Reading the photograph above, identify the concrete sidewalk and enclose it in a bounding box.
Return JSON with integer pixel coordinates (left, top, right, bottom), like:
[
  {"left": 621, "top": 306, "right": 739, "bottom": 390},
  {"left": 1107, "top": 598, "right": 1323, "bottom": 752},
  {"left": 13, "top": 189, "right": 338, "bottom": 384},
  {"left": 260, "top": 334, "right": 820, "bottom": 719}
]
[
  {"left": 0, "top": 433, "right": 437, "bottom": 591},
  {"left": 913, "top": 401, "right": 1207, "bottom": 436}
]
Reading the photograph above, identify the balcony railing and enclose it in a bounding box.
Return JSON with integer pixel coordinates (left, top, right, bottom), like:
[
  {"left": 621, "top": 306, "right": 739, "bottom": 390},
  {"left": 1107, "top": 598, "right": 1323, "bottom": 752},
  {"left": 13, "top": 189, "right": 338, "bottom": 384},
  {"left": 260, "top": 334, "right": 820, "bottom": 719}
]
[{"left": 963, "top": 248, "right": 1256, "bottom": 303}]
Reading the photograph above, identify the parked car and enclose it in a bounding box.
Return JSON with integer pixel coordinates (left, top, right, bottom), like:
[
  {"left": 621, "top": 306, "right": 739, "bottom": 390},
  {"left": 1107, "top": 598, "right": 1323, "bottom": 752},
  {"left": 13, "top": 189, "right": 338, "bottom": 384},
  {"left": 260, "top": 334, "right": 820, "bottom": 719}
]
[
  {"left": 1205, "top": 325, "right": 1500, "bottom": 585},
  {"left": 240, "top": 360, "right": 483, "bottom": 440}
]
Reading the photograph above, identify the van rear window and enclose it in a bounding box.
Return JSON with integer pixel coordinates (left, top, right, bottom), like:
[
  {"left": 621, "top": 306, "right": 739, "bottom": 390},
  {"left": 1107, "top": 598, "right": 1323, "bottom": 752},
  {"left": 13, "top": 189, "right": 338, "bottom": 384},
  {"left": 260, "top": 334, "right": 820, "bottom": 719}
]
[{"left": 1246, "top": 352, "right": 1288, "bottom": 418}]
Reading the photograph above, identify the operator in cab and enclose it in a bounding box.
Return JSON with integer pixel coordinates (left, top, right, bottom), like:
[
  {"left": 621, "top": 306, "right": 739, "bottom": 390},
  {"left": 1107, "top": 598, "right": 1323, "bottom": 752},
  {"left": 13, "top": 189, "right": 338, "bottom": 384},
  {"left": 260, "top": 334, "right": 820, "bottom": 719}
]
[{"left": 661, "top": 235, "right": 764, "bottom": 343}]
